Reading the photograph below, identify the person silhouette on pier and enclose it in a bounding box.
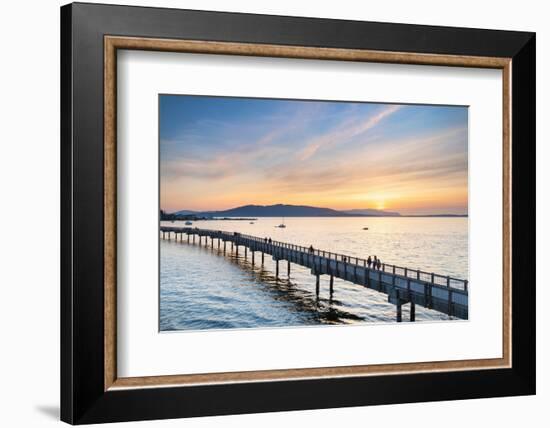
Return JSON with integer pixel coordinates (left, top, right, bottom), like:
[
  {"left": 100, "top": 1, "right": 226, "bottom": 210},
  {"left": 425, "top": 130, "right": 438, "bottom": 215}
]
[
  {"left": 376, "top": 258, "right": 382, "bottom": 270},
  {"left": 309, "top": 245, "right": 315, "bottom": 254},
  {"left": 367, "top": 256, "right": 372, "bottom": 268}
]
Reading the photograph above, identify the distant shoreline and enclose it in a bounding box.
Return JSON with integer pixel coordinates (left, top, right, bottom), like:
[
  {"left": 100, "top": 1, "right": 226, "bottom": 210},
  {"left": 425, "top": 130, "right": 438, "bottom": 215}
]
[
  {"left": 163, "top": 203, "right": 467, "bottom": 220},
  {"left": 163, "top": 215, "right": 467, "bottom": 220}
]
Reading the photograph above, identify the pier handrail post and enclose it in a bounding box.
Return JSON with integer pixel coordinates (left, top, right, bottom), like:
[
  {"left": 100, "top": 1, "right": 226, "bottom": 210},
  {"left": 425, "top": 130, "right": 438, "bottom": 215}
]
[
  {"left": 392, "top": 265, "right": 395, "bottom": 275},
  {"left": 447, "top": 276, "right": 451, "bottom": 288},
  {"left": 431, "top": 272, "right": 435, "bottom": 283},
  {"left": 343, "top": 257, "right": 347, "bottom": 279},
  {"left": 464, "top": 280, "right": 468, "bottom": 292}
]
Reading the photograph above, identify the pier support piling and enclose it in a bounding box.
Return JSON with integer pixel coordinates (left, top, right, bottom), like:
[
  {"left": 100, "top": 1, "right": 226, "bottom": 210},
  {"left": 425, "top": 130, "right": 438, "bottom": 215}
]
[
  {"left": 396, "top": 302, "right": 402, "bottom": 322},
  {"left": 410, "top": 301, "right": 416, "bottom": 322},
  {"left": 261, "top": 252, "right": 264, "bottom": 265},
  {"left": 329, "top": 275, "right": 334, "bottom": 295},
  {"left": 252, "top": 252, "right": 255, "bottom": 265},
  {"left": 315, "top": 274, "right": 320, "bottom": 296},
  {"left": 275, "top": 260, "right": 279, "bottom": 278},
  {"left": 287, "top": 260, "right": 291, "bottom": 276}
]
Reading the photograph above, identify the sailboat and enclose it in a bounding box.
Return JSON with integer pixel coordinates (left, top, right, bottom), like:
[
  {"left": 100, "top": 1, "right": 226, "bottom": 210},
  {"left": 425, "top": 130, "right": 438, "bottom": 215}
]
[{"left": 277, "top": 217, "right": 286, "bottom": 228}]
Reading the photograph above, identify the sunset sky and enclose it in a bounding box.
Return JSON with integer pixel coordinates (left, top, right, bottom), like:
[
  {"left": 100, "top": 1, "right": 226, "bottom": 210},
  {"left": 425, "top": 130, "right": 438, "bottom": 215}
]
[{"left": 160, "top": 95, "right": 468, "bottom": 215}]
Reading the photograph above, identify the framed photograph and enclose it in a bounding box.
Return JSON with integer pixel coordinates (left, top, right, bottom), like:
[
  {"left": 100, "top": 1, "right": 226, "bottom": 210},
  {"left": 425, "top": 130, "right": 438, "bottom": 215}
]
[{"left": 61, "top": 2, "right": 535, "bottom": 424}]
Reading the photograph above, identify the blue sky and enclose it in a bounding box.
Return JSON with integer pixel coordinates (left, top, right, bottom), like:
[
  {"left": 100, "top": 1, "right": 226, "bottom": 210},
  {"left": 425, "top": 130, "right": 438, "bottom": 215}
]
[{"left": 160, "top": 95, "right": 468, "bottom": 215}]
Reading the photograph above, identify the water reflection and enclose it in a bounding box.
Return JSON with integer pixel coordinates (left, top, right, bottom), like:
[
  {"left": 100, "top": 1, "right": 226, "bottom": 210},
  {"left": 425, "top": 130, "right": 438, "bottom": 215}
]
[{"left": 194, "top": 241, "right": 363, "bottom": 325}]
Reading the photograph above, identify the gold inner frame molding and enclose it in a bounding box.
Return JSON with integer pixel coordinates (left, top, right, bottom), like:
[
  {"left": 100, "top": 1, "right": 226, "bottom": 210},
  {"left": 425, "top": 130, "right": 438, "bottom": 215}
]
[{"left": 104, "top": 35, "right": 512, "bottom": 391}]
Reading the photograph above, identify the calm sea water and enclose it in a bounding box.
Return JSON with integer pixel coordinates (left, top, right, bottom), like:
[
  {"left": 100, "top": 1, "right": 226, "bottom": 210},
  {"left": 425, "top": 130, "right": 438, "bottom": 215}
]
[{"left": 160, "top": 217, "right": 468, "bottom": 331}]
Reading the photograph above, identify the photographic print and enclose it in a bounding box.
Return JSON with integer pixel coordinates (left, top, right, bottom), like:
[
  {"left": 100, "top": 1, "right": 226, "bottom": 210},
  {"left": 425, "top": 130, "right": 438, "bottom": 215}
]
[{"left": 159, "top": 95, "right": 468, "bottom": 332}]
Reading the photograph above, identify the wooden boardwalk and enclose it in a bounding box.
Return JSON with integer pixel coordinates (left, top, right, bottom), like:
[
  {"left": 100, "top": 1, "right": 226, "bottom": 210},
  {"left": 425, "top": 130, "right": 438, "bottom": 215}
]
[{"left": 160, "top": 226, "right": 469, "bottom": 321}]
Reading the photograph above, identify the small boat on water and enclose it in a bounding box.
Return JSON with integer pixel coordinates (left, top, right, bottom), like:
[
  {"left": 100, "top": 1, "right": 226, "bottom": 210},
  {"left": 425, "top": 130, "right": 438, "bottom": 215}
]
[
  {"left": 363, "top": 227, "right": 369, "bottom": 230},
  {"left": 249, "top": 222, "right": 254, "bottom": 224},
  {"left": 185, "top": 221, "right": 193, "bottom": 225},
  {"left": 277, "top": 217, "right": 286, "bottom": 228}
]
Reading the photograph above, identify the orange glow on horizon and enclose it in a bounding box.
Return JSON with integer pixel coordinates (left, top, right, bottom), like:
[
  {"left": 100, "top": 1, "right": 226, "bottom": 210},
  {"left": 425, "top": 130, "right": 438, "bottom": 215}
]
[{"left": 161, "top": 184, "right": 468, "bottom": 215}]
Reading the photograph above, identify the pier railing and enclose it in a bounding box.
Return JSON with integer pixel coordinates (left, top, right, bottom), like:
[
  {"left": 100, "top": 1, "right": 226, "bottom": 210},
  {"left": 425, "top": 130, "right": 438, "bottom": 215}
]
[
  {"left": 237, "top": 232, "right": 467, "bottom": 291},
  {"left": 161, "top": 226, "right": 468, "bottom": 291}
]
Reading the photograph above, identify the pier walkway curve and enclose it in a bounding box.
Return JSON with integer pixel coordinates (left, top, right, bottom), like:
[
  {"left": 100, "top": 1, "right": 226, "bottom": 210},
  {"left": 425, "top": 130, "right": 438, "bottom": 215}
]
[{"left": 160, "top": 226, "right": 469, "bottom": 322}]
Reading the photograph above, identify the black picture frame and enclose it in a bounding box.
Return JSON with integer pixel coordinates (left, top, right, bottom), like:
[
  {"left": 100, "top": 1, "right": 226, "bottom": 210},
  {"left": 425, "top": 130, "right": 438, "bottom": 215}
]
[{"left": 61, "top": 2, "right": 535, "bottom": 424}]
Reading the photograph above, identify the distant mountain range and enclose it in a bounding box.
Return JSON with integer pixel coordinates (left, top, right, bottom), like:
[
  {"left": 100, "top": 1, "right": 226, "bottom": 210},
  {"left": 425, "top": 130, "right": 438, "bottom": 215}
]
[
  {"left": 173, "top": 209, "right": 199, "bottom": 216},
  {"left": 200, "top": 204, "right": 353, "bottom": 217},
  {"left": 170, "top": 204, "right": 466, "bottom": 218}
]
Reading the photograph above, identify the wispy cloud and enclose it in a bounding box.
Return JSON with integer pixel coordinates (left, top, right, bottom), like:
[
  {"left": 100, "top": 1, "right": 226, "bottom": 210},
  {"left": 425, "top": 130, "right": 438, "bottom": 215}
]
[{"left": 297, "top": 104, "right": 401, "bottom": 161}]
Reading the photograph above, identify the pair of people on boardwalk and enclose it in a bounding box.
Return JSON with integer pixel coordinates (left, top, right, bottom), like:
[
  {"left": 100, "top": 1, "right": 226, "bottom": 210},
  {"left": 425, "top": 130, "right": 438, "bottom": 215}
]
[{"left": 367, "top": 255, "right": 382, "bottom": 270}]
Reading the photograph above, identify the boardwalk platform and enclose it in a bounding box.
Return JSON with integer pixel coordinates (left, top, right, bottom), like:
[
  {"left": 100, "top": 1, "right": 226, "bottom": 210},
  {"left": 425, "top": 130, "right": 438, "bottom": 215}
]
[{"left": 160, "top": 226, "right": 469, "bottom": 321}]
